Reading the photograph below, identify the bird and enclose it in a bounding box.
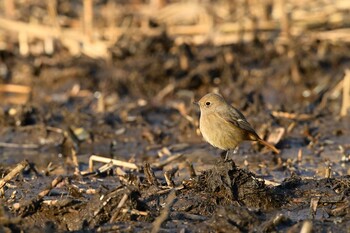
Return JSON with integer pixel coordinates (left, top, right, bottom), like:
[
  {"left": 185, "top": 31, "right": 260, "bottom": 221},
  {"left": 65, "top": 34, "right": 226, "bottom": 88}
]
[{"left": 195, "top": 93, "right": 280, "bottom": 160}]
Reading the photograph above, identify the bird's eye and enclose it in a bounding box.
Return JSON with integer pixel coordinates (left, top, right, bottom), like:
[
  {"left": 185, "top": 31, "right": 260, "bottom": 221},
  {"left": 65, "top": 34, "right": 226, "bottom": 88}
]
[{"left": 205, "top": 102, "right": 211, "bottom": 106}]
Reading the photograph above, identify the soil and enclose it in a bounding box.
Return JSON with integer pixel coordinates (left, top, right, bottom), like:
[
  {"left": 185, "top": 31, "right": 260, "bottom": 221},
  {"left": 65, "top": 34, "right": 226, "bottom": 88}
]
[{"left": 1, "top": 32, "right": 350, "bottom": 232}]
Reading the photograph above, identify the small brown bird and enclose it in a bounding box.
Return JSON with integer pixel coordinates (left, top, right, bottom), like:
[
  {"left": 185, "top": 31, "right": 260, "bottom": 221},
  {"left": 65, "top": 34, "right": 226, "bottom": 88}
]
[{"left": 195, "top": 93, "right": 280, "bottom": 160}]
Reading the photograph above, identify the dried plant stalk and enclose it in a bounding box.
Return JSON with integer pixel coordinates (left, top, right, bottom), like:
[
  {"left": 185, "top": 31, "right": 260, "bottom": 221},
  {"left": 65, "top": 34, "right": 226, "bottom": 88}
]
[{"left": 340, "top": 69, "right": 350, "bottom": 116}]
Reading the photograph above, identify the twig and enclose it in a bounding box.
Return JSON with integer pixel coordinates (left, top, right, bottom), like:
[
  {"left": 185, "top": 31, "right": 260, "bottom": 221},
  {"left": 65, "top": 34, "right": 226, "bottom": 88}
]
[
  {"left": 90, "top": 187, "right": 126, "bottom": 223},
  {"left": 0, "top": 17, "right": 109, "bottom": 58},
  {"left": 297, "top": 149, "right": 303, "bottom": 163},
  {"left": 97, "top": 162, "right": 114, "bottom": 174},
  {"left": 186, "top": 161, "right": 196, "bottom": 178},
  {"left": 0, "top": 160, "right": 29, "bottom": 189},
  {"left": 151, "top": 191, "right": 176, "bottom": 233},
  {"left": 300, "top": 221, "right": 313, "bottom": 233},
  {"left": 266, "top": 127, "right": 285, "bottom": 145},
  {"left": 156, "top": 185, "right": 185, "bottom": 196},
  {"left": 18, "top": 31, "right": 29, "bottom": 56},
  {"left": 315, "top": 29, "right": 350, "bottom": 43},
  {"left": 276, "top": 0, "right": 290, "bottom": 41},
  {"left": 257, "top": 178, "right": 280, "bottom": 187},
  {"left": 121, "top": 208, "right": 148, "bottom": 216},
  {"left": 164, "top": 171, "right": 175, "bottom": 188},
  {"left": 42, "top": 198, "right": 75, "bottom": 207},
  {"left": 271, "top": 111, "right": 314, "bottom": 121},
  {"left": 77, "top": 188, "right": 97, "bottom": 194},
  {"left": 144, "top": 163, "right": 159, "bottom": 186},
  {"left": 115, "top": 167, "right": 126, "bottom": 176},
  {"left": 309, "top": 196, "right": 320, "bottom": 219},
  {"left": 325, "top": 165, "right": 332, "bottom": 179},
  {"left": 4, "top": 0, "right": 15, "bottom": 18},
  {"left": 109, "top": 193, "right": 129, "bottom": 223},
  {"left": 38, "top": 175, "right": 64, "bottom": 198},
  {"left": 340, "top": 69, "right": 350, "bottom": 116},
  {"left": 96, "top": 224, "right": 121, "bottom": 232},
  {"left": 83, "top": 0, "right": 93, "bottom": 38},
  {"left": 327, "top": 200, "right": 350, "bottom": 217},
  {"left": 153, "top": 82, "right": 175, "bottom": 103},
  {"left": 0, "top": 142, "right": 39, "bottom": 149},
  {"left": 89, "top": 155, "right": 138, "bottom": 172},
  {"left": 261, "top": 213, "right": 287, "bottom": 232},
  {"left": 92, "top": 196, "right": 113, "bottom": 219},
  {"left": 152, "top": 153, "right": 184, "bottom": 169},
  {"left": 46, "top": 0, "right": 58, "bottom": 54},
  {"left": 45, "top": 126, "right": 64, "bottom": 134},
  {"left": 287, "top": 121, "right": 296, "bottom": 133},
  {"left": 19, "top": 175, "right": 64, "bottom": 217},
  {"left": 0, "top": 84, "right": 31, "bottom": 94}
]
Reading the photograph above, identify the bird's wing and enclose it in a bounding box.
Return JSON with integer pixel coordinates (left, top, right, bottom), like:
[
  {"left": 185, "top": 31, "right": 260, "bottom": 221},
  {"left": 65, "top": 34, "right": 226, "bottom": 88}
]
[{"left": 217, "top": 106, "right": 260, "bottom": 138}]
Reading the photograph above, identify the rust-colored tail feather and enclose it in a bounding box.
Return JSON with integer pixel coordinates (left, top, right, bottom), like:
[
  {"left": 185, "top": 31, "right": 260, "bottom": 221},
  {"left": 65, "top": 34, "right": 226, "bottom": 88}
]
[{"left": 257, "top": 138, "right": 280, "bottom": 154}]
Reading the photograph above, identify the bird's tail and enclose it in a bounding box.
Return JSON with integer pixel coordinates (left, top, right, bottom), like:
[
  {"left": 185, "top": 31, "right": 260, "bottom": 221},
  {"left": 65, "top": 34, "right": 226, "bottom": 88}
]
[{"left": 257, "top": 138, "right": 280, "bottom": 154}]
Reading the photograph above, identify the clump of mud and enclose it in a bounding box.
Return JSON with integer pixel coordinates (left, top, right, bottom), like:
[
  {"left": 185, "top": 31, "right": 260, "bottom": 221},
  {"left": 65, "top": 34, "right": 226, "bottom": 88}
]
[
  {"left": 1, "top": 155, "right": 350, "bottom": 232},
  {"left": 174, "top": 160, "right": 281, "bottom": 218}
]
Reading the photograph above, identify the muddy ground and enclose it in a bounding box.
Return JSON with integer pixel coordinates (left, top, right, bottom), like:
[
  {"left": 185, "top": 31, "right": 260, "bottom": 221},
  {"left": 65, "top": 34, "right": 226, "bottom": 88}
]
[{"left": 1, "top": 32, "right": 350, "bottom": 232}]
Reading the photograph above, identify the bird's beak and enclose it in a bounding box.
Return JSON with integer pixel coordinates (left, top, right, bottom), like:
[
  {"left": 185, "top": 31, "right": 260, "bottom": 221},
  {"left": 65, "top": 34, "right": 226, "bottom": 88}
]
[{"left": 193, "top": 101, "right": 199, "bottom": 106}]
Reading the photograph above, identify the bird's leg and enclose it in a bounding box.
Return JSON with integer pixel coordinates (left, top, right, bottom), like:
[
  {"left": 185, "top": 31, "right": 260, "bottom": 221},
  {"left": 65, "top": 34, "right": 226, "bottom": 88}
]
[
  {"left": 224, "top": 147, "right": 239, "bottom": 161},
  {"left": 224, "top": 146, "right": 238, "bottom": 162},
  {"left": 224, "top": 150, "right": 230, "bottom": 161}
]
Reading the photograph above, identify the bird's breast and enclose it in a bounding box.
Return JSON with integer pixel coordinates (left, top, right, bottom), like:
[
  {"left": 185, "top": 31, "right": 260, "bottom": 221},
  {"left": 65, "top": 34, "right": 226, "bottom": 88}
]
[{"left": 199, "top": 113, "right": 248, "bottom": 150}]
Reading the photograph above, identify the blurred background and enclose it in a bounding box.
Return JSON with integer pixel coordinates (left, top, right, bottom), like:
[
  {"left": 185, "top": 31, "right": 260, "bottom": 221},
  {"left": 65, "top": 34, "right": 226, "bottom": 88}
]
[{"left": 0, "top": 0, "right": 349, "bottom": 178}]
